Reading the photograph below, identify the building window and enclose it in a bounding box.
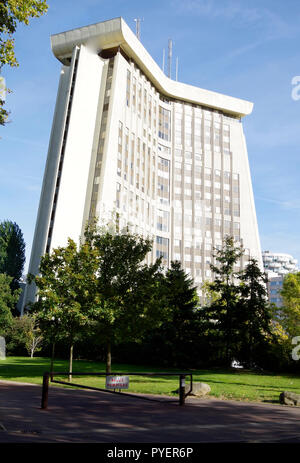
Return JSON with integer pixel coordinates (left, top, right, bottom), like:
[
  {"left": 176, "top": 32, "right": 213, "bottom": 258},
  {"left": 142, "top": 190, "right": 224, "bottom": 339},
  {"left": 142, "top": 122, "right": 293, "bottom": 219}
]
[
  {"left": 158, "top": 106, "right": 171, "bottom": 141},
  {"left": 157, "top": 209, "right": 169, "bottom": 232},
  {"left": 156, "top": 235, "right": 169, "bottom": 264},
  {"left": 126, "top": 70, "right": 131, "bottom": 107},
  {"left": 157, "top": 156, "right": 170, "bottom": 204}
]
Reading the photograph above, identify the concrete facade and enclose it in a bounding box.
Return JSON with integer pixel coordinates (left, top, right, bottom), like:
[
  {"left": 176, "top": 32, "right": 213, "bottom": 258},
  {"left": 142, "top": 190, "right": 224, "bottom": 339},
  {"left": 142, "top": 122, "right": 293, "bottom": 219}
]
[{"left": 22, "top": 17, "right": 262, "bottom": 309}]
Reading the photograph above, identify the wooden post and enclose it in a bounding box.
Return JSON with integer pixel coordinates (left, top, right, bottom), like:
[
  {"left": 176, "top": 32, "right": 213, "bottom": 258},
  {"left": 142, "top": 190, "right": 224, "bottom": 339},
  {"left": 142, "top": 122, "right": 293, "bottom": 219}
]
[{"left": 41, "top": 372, "right": 50, "bottom": 409}]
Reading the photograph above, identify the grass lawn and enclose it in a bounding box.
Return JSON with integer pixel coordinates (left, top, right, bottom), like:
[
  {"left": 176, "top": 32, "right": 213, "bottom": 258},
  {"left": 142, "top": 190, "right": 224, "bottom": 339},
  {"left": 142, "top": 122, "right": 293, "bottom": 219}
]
[{"left": 0, "top": 356, "right": 299, "bottom": 404}]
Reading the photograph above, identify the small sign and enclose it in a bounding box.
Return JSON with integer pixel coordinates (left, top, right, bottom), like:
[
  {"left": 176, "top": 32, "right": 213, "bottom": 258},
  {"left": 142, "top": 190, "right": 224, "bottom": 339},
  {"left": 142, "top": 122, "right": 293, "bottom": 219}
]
[{"left": 106, "top": 375, "right": 129, "bottom": 390}]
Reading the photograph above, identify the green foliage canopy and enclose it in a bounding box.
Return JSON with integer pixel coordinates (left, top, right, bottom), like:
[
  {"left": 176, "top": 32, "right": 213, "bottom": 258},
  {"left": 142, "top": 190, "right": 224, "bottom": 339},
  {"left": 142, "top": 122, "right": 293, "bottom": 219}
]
[
  {"left": 30, "top": 223, "right": 167, "bottom": 373},
  {"left": 142, "top": 260, "right": 200, "bottom": 368},
  {"left": 202, "top": 236, "right": 244, "bottom": 365},
  {"left": 0, "top": 273, "right": 20, "bottom": 335},
  {"left": 280, "top": 272, "right": 300, "bottom": 338},
  {"left": 0, "top": 220, "right": 25, "bottom": 291},
  {"left": 87, "top": 225, "right": 166, "bottom": 372},
  {"left": 0, "top": 0, "right": 48, "bottom": 125},
  {"left": 30, "top": 238, "right": 98, "bottom": 345},
  {"left": 237, "top": 257, "right": 274, "bottom": 366}
]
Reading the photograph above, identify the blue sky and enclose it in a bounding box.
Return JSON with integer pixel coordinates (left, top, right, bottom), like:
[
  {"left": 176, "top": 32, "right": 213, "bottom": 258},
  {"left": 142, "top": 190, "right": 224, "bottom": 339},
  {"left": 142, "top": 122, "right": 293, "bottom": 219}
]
[{"left": 1, "top": 0, "right": 300, "bottom": 272}]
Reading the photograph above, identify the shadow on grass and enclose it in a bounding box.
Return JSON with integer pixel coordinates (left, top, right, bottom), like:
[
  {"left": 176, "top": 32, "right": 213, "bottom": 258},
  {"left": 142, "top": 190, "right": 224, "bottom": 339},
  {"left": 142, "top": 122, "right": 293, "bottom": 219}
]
[
  {"left": 1, "top": 358, "right": 300, "bottom": 399},
  {"left": 0, "top": 358, "right": 191, "bottom": 383}
]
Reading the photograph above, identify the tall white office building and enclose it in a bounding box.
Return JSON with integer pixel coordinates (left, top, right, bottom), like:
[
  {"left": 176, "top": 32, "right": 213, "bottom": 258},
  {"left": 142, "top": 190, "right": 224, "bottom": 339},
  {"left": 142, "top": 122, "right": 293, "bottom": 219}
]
[
  {"left": 262, "top": 251, "right": 298, "bottom": 307},
  {"left": 23, "top": 17, "right": 262, "bottom": 308}
]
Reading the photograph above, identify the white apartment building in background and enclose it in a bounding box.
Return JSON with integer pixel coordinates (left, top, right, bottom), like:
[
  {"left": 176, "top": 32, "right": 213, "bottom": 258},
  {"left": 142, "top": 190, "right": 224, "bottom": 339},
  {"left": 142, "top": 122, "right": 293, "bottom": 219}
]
[
  {"left": 22, "top": 17, "right": 262, "bottom": 309},
  {"left": 262, "top": 251, "right": 298, "bottom": 307}
]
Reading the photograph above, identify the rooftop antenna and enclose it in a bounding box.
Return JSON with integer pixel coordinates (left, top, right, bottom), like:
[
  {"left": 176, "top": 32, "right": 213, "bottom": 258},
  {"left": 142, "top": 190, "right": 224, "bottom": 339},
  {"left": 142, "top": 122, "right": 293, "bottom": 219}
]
[
  {"left": 168, "top": 39, "right": 173, "bottom": 78},
  {"left": 134, "top": 18, "right": 144, "bottom": 41},
  {"left": 175, "top": 57, "right": 179, "bottom": 81},
  {"left": 162, "top": 48, "right": 165, "bottom": 74}
]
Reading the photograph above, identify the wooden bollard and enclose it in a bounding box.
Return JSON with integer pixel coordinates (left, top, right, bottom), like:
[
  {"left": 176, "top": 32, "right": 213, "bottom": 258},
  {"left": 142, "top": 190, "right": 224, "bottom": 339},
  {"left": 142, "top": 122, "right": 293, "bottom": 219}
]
[{"left": 41, "top": 372, "right": 50, "bottom": 409}]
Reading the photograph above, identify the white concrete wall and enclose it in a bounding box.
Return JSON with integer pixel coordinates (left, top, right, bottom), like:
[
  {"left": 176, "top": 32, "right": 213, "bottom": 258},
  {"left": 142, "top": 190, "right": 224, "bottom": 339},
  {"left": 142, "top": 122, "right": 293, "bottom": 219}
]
[
  {"left": 22, "top": 60, "right": 74, "bottom": 310},
  {"left": 50, "top": 45, "right": 104, "bottom": 249},
  {"left": 80, "top": 59, "right": 109, "bottom": 234},
  {"left": 96, "top": 52, "right": 126, "bottom": 220},
  {"left": 230, "top": 122, "right": 262, "bottom": 267}
]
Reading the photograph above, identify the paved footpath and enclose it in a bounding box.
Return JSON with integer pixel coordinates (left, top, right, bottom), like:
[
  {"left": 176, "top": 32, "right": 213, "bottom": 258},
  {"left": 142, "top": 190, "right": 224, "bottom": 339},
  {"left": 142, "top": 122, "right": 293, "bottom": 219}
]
[{"left": 0, "top": 380, "right": 300, "bottom": 443}]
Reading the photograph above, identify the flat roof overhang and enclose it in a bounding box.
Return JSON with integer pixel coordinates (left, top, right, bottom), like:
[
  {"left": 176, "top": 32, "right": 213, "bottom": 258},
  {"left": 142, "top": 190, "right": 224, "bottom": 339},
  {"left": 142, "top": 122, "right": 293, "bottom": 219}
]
[{"left": 51, "top": 17, "right": 253, "bottom": 118}]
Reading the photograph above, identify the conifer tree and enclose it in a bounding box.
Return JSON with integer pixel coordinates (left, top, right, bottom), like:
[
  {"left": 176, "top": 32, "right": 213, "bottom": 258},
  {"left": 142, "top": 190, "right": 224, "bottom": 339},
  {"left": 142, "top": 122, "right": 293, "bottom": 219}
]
[
  {"left": 0, "top": 220, "right": 25, "bottom": 293},
  {"left": 0, "top": 273, "right": 19, "bottom": 335},
  {"left": 164, "top": 260, "right": 199, "bottom": 337},
  {"left": 144, "top": 260, "right": 199, "bottom": 367},
  {"left": 237, "top": 258, "right": 273, "bottom": 367},
  {"left": 202, "top": 236, "right": 244, "bottom": 365}
]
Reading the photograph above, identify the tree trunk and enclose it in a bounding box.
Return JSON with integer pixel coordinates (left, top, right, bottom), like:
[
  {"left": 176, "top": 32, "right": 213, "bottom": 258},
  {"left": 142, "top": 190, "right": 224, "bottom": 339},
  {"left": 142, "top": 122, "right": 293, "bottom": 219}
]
[
  {"left": 50, "top": 342, "right": 55, "bottom": 374},
  {"left": 69, "top": 344, "right": 73, "bottom": 382},
  {"left": 106, "top": 340, "right": 112, "bottom": 375}
]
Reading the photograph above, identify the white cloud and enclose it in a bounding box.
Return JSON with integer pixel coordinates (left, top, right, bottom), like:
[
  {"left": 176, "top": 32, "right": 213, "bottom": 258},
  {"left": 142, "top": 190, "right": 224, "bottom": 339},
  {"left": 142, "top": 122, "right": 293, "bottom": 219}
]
[
  {"left": 173, "top": 0, "right": 261, "bottom": 23},
  {"left": 171, "top": 0, "right": 297, "bottom": 40}
]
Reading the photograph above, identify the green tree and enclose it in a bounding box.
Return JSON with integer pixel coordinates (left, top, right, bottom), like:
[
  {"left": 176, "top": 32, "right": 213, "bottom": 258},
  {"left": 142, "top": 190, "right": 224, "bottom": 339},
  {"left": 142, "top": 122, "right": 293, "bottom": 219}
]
[
  {"left": 0, "top": 273, "right": 19, "bottom": 335},
  {"left": 164, "top": 261, "right": 199, "bottom": 329},
  {"left": 202, "top": 236, "right": 244, "bottom": 366},
  {"left": 30, "top": 238, "right": 98, "bottom": 379},
  {"left": 236, "top": 258, "right": 274, "bottom": 367},
  {"left": 144, "top": 260, "right": 200, "bottom": 367},
  {"left": 0, "top": 220, "right": 25, "bottom": 295},
  {"left": 5, "top": 312, "right": 42, "bottom": 357},
  {"left": 280, "top": 272, "right": 300, "bottom": 338},
  {"left": 22, "top": 312, "right": 43, "bottom": 358},
  {"left": 89, "top": 225, "right": 165, "bottom": 373},
  {"left": 32, "top": 304, "right": 63, "bottom": 374},
  {"left": 0, "top": 0, "right": 48, "bottom": 125}
]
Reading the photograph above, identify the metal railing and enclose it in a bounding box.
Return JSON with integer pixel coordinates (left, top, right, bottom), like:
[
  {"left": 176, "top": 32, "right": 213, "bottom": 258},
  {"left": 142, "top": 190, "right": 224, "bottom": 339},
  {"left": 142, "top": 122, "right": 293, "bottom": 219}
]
[{"left": 41, "top": 371, "right": 193, "bottom": 409}]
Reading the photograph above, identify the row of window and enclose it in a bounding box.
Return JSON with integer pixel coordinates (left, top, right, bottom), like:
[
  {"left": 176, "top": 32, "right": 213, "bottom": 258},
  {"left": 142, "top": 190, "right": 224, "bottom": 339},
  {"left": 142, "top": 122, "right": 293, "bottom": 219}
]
[{"left": 126, "top": 69, "right": 158, "bottom": 129}]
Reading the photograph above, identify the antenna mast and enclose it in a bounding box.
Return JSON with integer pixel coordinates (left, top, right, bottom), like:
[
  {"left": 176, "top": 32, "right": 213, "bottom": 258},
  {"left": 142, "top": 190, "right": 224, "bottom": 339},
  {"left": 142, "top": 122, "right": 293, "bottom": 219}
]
[
  {"left": 168, "top": 39, "right": 173, "bottom": 78},
  {"left": 134, "top": 18, "right": 144, "bottom": 40}
]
